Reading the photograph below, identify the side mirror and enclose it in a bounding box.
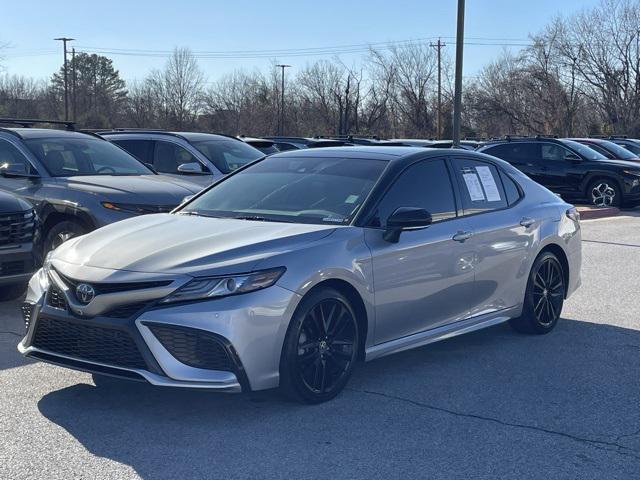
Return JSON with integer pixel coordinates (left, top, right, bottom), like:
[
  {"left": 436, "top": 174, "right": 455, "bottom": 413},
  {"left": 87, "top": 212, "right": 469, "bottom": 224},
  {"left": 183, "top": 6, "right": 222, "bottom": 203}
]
[
  {"left": 0, "top": 164, "right": 39, "bottom": 179},
  {"left": 383, "top": 207, "right": 432, "bottom": 243},
  {"left": 177, "top": 162, "right": 205, "bottom": 174},
  {"left": 565, "top": 153, "right": 581, "bottom": 162},
  {"left": 181, "top": 194, "right": 195, "bottom": 205}
]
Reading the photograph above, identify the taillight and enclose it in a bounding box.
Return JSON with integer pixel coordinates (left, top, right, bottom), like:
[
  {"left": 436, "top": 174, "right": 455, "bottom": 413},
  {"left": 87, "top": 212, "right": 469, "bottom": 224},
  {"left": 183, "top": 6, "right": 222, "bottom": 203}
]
[{"left": 566, "top": 207, "right": 580, "bottom": 222}]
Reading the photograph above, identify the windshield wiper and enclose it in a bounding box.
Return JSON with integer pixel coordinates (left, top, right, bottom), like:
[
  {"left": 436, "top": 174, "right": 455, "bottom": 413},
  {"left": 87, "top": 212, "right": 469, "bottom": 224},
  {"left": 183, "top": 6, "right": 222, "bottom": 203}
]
[
  {"left": 177, "top": 211, "right": 221, "bottom": 218},
  {"left": 232, "top": 215, "right": 293, "bottom": 223}
]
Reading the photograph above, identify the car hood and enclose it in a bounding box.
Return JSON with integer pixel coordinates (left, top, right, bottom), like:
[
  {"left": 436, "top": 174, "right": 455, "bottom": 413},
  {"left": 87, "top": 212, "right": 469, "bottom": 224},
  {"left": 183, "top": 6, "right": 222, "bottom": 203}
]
[
  {"left": 59, "top": 175, "right": 202, "bottom": 203},
  {"left": 0, "top": 190, "right": 32, "bottom": 213},
  {"left": 591, "top": 159, "right": 640, "bottom": 168},
  {"left": 54, "top": 214, "right": 337, "bottom": 276}
]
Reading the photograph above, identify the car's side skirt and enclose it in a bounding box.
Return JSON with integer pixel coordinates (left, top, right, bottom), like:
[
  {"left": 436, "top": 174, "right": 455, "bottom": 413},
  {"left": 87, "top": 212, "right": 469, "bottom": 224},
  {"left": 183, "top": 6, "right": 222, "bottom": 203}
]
[{"left": 365, "top": 305, "right": 521, "bottom": 362}]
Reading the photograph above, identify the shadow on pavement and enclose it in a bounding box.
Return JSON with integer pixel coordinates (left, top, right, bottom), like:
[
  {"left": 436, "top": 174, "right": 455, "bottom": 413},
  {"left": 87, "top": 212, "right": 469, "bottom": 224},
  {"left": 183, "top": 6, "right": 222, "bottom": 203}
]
[{"left": 36, "top": 318, "right": 640, "bottom": 479}]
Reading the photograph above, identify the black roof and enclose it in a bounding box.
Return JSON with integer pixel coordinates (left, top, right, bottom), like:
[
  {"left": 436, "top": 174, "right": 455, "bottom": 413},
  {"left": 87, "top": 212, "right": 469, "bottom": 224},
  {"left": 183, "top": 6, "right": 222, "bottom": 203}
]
[
  {"left": 98, "top": 130, "right": 242, "bottom": 143},
  {"left": 272, "top": 145, "right": 451, "bottom": 160},
  {"left": 0, "top": 128, "right": 103, "bottom": 140}
]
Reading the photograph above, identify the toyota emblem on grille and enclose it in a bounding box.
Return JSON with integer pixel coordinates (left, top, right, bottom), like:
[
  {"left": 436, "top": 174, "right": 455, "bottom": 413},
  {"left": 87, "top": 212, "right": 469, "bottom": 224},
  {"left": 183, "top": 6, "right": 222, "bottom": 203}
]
[{"left": 76, "top": 283, "right": 95, "bottom": 304}]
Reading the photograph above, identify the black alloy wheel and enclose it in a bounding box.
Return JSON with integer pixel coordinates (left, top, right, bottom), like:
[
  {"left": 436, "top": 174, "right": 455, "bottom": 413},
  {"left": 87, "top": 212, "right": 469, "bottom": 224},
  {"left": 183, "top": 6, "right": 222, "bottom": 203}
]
[
  {"left": 280, "top": 287, "right": 359, "bottom": 403},
  {"left": 588, "top": 178, "right": 621, "bottom": 208},
  {"left": 510, "top": 251, "right": 565, "bottom": 334}
]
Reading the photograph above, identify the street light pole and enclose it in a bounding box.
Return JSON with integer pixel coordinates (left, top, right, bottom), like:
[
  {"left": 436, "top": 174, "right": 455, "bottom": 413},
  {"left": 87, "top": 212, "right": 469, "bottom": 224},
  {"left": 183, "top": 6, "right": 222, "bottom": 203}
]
[
  {"left": 54, "top": 37, "right": 75, "bottom": 121},
  {"left": 276, "top": 64, "right": 291, "bottom": 135},
  {"left": 452, "top": 0, "right": 465, "bottom": 147}
]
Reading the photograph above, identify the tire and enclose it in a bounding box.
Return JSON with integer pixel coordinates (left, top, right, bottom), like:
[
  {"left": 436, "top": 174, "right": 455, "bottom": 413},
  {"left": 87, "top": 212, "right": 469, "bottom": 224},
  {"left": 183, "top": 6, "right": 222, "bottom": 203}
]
[
  {"left": 280, "top": 287, "right": 360, "bottom": 404},
  {"left": 44, "top": 220, "right": 87, "bottom": 255},
  {"left": 0, "top": 283, "right": 27, "bottom": 301},
  {"left": 509, "top": 251, "right": 565, "bottom": 334},
  {"left": 587, "top": 178, "right": 622, "bottom": 207}
]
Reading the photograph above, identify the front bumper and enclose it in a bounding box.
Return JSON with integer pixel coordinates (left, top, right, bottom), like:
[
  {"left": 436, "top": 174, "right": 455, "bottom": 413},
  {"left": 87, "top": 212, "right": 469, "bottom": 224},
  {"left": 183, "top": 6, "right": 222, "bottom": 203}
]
[{"left": 19, "top": 270, "right": 301, "bottom": 392}]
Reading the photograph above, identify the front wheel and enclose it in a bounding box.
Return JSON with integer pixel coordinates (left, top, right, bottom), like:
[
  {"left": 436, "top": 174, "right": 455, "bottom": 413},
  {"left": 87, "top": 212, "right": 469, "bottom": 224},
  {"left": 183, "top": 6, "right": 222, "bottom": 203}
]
[
  {"left": 510, "top": 251, "right": 565, "bottom": 334},
  {"left": 280, "top": 287, "right": 360, "bottom": 404},
  {"left": 43, "top": 220, "right": 87, "bottom": 255},
  {"left": 587, "top": 178, "right": 621, "bottom": 207}
]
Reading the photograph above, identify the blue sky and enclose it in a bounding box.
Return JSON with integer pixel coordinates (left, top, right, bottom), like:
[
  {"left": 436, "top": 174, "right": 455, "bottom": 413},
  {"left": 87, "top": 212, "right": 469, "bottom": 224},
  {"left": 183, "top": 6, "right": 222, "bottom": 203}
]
[{"left": 1, "top": 0, "right": 600, "bottom": 83}]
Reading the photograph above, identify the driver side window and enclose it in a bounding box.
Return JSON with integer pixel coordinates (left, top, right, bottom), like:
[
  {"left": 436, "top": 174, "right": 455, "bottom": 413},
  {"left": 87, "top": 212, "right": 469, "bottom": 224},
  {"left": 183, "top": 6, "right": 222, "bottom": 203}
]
[
  {"left": 153, "top": 141, "right": 200, "bottom": 174},
  {"left": 0, "top": 140, "right": 37, "bottom": 175},
  {"left": 372, "top": 159, "right": 457, "bottom": 227},
  {"left": 541, "top": 143, "right": 574, "bottom": 162}
]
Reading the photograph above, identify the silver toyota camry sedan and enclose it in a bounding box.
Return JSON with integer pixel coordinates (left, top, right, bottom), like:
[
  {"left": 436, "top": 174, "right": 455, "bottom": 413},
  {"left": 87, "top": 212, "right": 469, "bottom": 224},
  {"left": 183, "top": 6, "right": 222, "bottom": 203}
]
[{"left": 18, "top": 146, "right": 582, "bottom": 403}]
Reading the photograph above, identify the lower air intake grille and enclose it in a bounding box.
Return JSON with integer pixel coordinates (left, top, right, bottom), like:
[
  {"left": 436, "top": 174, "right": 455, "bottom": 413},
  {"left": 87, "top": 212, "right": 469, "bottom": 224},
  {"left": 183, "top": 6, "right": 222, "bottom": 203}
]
[
  {"left": 46, "top": 285, "right": 68, "bottom": 311},
  {"left": 146, "top": 323, "right": 233, "bottom": 372},
  {"left": 32, "top": 317, "right": 147, "bottom": 370},
  {"left": 21, "top": 302, "right": 35, "bottom": 331}
]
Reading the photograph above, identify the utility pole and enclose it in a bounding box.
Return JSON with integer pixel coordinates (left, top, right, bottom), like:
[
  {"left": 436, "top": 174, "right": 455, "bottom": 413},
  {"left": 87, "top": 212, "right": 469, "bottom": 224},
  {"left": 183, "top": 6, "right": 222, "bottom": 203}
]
[
  {"left": 276, "top": 64, "right": 291, "bottom": 135},
  {"left": 430, "top": 38, "right": 445, "bottom": 139},
  {"left": 452, "top": 0, "right": 465, "bottom": 147},
  {"left": 54, "top": 37, "right": 74, "bottom": 121},
  {"left": 71, "top": 48, "right": 77, "bottom": 122}
]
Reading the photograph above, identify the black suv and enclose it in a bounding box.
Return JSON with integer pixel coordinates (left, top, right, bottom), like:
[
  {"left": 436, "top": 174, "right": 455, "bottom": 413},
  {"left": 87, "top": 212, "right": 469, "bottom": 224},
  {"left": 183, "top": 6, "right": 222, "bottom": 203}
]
[
  {"left": 478, "top": 136, "right": 640, "bottom": 207},
  {"left": 0, "top": 191, "right": 39, "bottom": 300},
  {"left": 600, "top": 136, "right": 640, "bottom": 156},
  {"left": 570, "top": 138, "right": 640, "bottom": 162}
]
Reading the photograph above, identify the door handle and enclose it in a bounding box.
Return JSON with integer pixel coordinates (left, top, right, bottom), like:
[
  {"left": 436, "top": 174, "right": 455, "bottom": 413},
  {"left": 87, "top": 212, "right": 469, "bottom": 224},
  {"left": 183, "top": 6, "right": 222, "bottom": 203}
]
[
  {"left": 520, "top": 217, "right": 535, "bottom": 228},
  {"left": 452, "top": 231, "right": 473, "bottom": 242}
]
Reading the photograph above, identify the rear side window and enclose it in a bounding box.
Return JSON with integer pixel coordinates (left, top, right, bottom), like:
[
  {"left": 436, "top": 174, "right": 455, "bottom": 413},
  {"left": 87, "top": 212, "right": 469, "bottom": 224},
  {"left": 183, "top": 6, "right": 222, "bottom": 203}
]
[
  {"left": 112, "top": 139, "right": 153, "bottom": 163},
  {"left": 372, "top": 159, "right": 457, "bottom": 227},
  {"left": 453, "top": 158, "right": 508, "bottom": 215},
  {"left": 485, "top": 143, "right": 540, "bottom": 163},
  {"left": 500, "top": 171, "right": 522, "bottom": 206}
]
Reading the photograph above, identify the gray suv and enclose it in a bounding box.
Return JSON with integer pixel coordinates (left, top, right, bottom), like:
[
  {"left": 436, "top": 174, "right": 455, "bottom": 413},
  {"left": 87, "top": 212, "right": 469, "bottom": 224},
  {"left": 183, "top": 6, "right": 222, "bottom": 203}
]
[
  {"left": 0, "top": 124, "right": 202, "bottom": 254},
  {"left": 99, "top": 130, "right": 265, "bottom": 188}
]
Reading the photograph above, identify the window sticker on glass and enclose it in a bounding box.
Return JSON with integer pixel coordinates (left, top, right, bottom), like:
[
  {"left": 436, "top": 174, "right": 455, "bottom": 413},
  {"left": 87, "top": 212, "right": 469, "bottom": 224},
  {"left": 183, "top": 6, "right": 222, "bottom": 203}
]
[
  {"left": 475, "top": 166, "right": 501, "bottom": 202},
  {"left": 463, "top": 173, "right": 486, "bottom": 201},
  {"left": 344, "top": 194, "right": 359, "bottom": 204}
]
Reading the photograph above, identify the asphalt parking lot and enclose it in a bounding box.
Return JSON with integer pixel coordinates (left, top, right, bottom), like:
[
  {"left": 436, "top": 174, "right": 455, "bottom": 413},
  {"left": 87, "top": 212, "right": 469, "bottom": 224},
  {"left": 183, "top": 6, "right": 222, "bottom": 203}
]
[{"left": 1, "top": 213, "right": 639, "bottom": 480}]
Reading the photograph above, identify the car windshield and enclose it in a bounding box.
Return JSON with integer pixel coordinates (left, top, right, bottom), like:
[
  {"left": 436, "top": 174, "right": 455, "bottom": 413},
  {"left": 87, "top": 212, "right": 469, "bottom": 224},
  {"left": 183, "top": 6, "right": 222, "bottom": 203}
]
[
  {"left": 599, "top": 140, "right": 639, "bottom": 160},
  {"left": 24, "top": 137, "right": 153, "bottom": 177},
  {"left": 191, "top": 139, "right": 264, "bottom": 174},
  {"left": 560, "top": 140, "right": 608, "bottom": 161},
  {"left": 181, "top": 156, "right": 388, "bottom": 225}
]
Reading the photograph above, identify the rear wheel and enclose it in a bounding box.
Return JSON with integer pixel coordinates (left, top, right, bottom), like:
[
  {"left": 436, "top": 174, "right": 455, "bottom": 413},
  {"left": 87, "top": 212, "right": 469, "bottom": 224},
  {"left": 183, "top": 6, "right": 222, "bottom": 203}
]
[
  {"left": 44, "top": 220, "right": 87, "bottom": 255},
  {"left": 280, "top": 287, "right": 359, "bottom": 404},
  {"left": 587, "top": 178, "right": 621, "bottom": 207},
  {"left": 510, "top": 251, "right": 565, "bottom": 334}
]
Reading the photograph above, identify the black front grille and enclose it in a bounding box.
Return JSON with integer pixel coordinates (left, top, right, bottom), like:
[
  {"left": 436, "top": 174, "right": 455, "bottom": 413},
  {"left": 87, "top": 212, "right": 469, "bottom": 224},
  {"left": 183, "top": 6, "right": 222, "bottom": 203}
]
[
  {"left": 146, "top": 323, "right": 233, "bottom": 371},
  {"left": 21, "top": 302, "right": 35, "bottom": 331},
  {"left": 47, "top": 284, "right": 68, "bottom": 310},
  {"left": 55, "top": 270, "right": 172, "bottom": 295},
  {"left": 32, "top": 316, "right": 147, "bottom": 370},
  {"left": 0, "top": 210, "right": 35, "bottom": 247}
]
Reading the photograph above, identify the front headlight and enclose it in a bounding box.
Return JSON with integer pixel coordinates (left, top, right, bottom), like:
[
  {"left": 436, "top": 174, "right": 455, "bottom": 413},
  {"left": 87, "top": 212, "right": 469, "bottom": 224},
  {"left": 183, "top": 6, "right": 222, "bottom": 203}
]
[
  {"left": 623, "top": 169, "right": 640, "bottom": 176},
  {"left": 160, "top": 267, "right": 286, "bottom": 304}
]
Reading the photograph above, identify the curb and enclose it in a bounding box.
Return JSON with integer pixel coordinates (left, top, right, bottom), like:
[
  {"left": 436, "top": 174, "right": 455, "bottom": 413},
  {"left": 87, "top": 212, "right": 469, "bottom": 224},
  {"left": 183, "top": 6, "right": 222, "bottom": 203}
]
[{"left": 576, "top": 205, "right": 620, "bottom": 220}]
